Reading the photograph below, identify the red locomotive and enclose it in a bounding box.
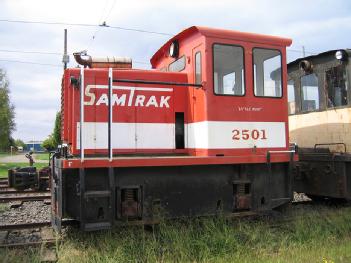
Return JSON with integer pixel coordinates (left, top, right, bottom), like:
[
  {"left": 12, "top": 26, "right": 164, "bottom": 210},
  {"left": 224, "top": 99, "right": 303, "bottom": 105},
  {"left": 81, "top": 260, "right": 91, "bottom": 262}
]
[{"left": 51, "top": 26, "right": 296, "bottom": 231}]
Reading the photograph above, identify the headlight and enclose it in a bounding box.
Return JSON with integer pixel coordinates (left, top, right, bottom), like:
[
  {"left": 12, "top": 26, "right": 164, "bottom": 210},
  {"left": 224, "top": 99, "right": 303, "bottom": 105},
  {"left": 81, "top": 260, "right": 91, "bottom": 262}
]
[
  {"left": 335, "top": 50, "right": 344, "bottom": 60},
  {"left": 169, "top": 40, "right": 179, "bottom": 58}
]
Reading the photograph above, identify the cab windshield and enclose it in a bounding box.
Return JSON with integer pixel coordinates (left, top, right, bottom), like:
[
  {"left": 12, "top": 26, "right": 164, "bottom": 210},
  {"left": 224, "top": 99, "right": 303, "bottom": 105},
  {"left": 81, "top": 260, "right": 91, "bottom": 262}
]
[{"left": 253, "top": 48, "right": 282, "bottom": 97}]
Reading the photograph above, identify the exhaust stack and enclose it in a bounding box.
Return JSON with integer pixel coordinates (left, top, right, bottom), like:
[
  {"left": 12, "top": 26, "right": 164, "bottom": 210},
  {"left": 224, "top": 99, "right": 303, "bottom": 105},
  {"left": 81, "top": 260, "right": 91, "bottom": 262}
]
[{"left": 73, "top": 51, "right": 132, "bottom": 69}]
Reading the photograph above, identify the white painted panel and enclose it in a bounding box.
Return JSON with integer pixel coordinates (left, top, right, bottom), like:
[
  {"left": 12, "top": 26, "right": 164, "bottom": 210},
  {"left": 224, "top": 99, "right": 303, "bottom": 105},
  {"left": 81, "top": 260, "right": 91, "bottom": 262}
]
[
  {"left": 136, "top": 123, "right": 175, "bottom": 149},
  {"left": 187, "top": 121, "right": 286, "bottom": 149},
  {"left": 77, "top": 122, "right": 174, "bottom": 149},
  {"left": 77, "top": 121, "right": 286, "bottom": 150}
]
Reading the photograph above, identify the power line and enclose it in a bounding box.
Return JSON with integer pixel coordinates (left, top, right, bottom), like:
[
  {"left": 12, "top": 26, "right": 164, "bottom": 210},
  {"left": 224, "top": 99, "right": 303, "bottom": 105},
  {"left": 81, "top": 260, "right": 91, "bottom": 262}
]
[
  {"left": 0, "top": 19, "right": 319, "bottom": 55},
  {"left": 287, "top": 48, "right": 316, "bottom": 55},
  {"left": 134, "top": 61, "right": 149, "bottom": 65},
  {"left": 0, "top": 19, "right": 173, "bottom": 36},
  {"left": 0, "top": 59, "right": 61, "bottom": 67},
  {"left": 104, "top": 0, "right": 118, "bottom": 22},
  {"left": 86, "top": 0, "right": 112, "bottom": 50},
  {"left": 0, "top": 58, "right": 149, "bottom": 67},
  {"left": 97, "top": 0, "right": 110, "bottom": 23},
  {"left": 0, "top": 49, "right": 61, "bottom": 55},
  {"left": 0, "top": 47, "right": 316, "bottom": 58}
]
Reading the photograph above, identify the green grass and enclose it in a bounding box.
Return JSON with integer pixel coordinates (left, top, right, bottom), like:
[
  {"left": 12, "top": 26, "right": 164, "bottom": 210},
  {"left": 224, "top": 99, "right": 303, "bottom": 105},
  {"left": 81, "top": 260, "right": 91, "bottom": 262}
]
[
  {"left": 1, "top": 206, "right": 351, "bottom": 262},
  {"left": 0, "top": 152, "right": 50, "bottom": 161},
  {"left": 0, "top": 152, "right": 10, "bottom": 158},
  {"left": 33, "top": 153, "right": 50, "bottom": 161},
  {"left": 0, "top": 162, "right": 48, "bottom": 178}
]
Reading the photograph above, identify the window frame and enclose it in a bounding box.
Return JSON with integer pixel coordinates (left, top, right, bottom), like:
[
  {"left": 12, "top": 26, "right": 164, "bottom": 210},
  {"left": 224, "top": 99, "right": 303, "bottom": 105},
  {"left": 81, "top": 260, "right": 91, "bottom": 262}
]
[
  {"left": 252, "top": 47, "right": 283, "bottom": 99},
  {"left": 325, "top": 65, "right": 348, "bottom": 109},
  {"left": 168, "top": 55, "right": 186, "bottom": 72},
  {"left": 300, "top": 72, "right": 320, "bottom": 113},
  {"left": 287, "top": 78, "right": 296, "bottom": 115},
  {"left": 212, "top": 43, "right": 246, "bottom": 97},
  {"left": 194, "top": 51, "right": 202, "bottom": 85}
]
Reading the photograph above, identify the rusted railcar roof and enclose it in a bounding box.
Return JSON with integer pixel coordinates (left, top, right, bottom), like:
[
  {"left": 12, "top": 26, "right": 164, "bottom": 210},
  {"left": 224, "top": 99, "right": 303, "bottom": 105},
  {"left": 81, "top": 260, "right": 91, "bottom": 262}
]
[{"left": 288, "top": 49, "right": 351, "bottom": 67}]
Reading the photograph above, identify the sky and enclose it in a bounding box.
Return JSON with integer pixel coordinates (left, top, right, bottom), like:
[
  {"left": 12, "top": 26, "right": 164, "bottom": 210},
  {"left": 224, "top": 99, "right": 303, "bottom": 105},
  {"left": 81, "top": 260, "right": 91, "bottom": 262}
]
[{"left": 0, "top": 0, "right": 351, "bottom": 142}]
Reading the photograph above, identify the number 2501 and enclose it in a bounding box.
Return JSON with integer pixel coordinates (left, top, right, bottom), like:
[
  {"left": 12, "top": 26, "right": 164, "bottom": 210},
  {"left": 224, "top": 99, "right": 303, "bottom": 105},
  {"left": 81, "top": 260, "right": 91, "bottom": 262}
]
[{"left": 232, "top": 129, "right": 267, "bottom": 140}]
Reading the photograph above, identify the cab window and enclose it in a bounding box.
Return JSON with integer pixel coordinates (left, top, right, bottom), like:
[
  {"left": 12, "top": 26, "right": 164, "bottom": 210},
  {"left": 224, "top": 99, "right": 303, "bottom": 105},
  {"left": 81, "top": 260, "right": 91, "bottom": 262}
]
[
  {"left": 288, "top": 79, "right": 296, "bottom": 114},
  {"left": 169, "top": 56, "right": 185, "bottom": 72},
  {"left": 301, "top": 73, "right": 319, "bottom": 112},
  {"left": 253, "top": 48, "right": 282, "bottom": 97},
  {"left": 213, "top": 44, "right": 245, "bottom": 96},
  {"left": 195, "top": 52, "right": 202, "bottom": 85},
  {"left": 326, "top": 65, "right": 348, "bottom": 107}
]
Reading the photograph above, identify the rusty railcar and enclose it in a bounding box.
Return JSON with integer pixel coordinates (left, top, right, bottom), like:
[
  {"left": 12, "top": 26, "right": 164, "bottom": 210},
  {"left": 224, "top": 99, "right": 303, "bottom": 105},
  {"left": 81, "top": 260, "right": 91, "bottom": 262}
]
[{"left": 288, "top": 49, "right": 351, "bottom": 200}]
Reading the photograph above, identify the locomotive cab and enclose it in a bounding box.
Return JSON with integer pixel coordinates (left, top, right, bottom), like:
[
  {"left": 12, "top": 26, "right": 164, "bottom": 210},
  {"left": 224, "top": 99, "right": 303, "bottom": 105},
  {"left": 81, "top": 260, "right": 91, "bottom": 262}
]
[{"left": 151, "top": 27, "right": 291, "bottom": 157}]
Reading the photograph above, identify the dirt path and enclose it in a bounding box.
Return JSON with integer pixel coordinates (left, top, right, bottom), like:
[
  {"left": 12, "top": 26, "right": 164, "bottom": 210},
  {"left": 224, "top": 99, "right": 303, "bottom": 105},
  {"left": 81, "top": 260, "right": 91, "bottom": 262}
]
[{"left": 0, "top": 154, "right": 48, "bottom": 163}]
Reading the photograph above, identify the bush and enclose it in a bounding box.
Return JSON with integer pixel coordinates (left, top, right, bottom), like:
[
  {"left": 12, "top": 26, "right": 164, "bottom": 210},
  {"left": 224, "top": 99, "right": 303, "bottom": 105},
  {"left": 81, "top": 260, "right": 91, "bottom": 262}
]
[{"left": 42, "top": 135, "right": 56, "bottom": 151}]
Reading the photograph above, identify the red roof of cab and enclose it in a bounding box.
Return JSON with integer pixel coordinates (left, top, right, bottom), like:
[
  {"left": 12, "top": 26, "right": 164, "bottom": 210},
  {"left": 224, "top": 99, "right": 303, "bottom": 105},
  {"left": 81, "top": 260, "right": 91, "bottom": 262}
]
[{"left": 150, "top": 26, "right": 292, "bottom": 67}]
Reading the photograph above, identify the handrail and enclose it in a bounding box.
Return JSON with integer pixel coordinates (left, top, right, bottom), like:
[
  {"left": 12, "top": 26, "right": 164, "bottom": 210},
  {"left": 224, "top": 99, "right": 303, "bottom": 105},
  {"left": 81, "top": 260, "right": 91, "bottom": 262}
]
[
  {"left": 108, "top": 68, "right": 113, "bottom": 161},
  {"left": 80, "top": 67, "right": 84, "bottom": 162},
  {"left": 113, "top": 78, "right": 203, "bottom": 88},
  {"left": 314, "top": 143, "right": 346, "bottom": 153}
]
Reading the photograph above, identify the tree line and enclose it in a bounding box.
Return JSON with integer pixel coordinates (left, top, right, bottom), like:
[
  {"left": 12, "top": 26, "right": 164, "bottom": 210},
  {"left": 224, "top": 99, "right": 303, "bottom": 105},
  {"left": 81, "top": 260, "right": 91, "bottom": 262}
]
[
  {"left": 42, "top": 112, "right": 61, "bottom": 151},
  {"left": 0, "top": 69, "right": 15, "bottom": 151},
  {"left": 0, "top": 68, "right": 61, "bottom": 152}
]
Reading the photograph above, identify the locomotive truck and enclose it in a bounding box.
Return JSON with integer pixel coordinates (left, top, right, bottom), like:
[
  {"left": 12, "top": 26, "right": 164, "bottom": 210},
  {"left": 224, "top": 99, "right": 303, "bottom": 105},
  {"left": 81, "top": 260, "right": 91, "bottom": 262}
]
[{"left": 50, "top": 26, "right": 296, "bottom": 231}]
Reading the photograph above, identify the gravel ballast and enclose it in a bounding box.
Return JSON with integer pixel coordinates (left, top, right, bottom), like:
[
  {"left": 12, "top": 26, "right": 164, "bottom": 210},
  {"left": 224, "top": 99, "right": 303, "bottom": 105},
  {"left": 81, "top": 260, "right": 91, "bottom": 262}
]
[{"left": 0, "top": 201, "right": 50, "bottom": 225}]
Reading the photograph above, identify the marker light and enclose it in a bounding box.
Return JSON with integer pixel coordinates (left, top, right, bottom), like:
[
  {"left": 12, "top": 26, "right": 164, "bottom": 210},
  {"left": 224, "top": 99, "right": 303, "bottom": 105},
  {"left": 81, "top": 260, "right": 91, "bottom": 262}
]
[
  {"left": 169, "top": 40, "right": 179, "bottom": 58},
  {"left": 335, "top": 50, "right": 344, "bottom": 60}
]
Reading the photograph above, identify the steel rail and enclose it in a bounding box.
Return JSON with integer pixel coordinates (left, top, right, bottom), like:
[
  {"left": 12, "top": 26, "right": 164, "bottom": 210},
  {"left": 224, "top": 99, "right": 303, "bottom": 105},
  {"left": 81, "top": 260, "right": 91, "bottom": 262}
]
[
  {"left": 0, "top": 240, "right": 57, "bottom": 249},
  {"left": 0, "top": 194, "right": 51, "bottom": 202},
  {"left": 0, "top": 219, "right": 77, "bottom": 231},
  {"left": 0, "top": 189, "right": 50, "bottom": 195},
  {"left": 0, "top": 221, "right": 51, "bottom": 230},
  {"left": 0, "top": 179, "right": 8, "bottom": 185}
]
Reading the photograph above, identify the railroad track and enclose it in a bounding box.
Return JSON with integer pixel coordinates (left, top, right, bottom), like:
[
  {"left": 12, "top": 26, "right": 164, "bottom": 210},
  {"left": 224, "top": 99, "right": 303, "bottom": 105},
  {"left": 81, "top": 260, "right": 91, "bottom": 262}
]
[
  {"left": 0, "top": 179, "right": 8, "bottom": 185},
  {"left": 0, "top": 189, "right": 49, "bottom": 195},
  {"left": 0, "top": 193, "right": 51, "bottom": 203},
  {"left": 0, "top": 220, "right": 77, "bottom": 249},
  {"left": 0, "top": 221, "right": 56, "bottom": 249},
  {"left": 0, "top": 221, "right": 52, "bottom": 231}
]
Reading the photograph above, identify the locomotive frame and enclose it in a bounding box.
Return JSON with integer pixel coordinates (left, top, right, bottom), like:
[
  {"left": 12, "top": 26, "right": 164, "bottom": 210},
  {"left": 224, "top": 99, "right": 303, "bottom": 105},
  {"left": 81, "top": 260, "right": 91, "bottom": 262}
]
[{"left": 51, "top": 26, "right": 296, "bottom": 231}]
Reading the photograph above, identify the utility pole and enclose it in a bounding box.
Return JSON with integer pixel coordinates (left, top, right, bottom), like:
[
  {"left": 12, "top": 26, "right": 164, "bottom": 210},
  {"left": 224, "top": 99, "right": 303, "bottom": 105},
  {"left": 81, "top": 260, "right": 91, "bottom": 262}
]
[
  {"left": 302, "top": 45, "right": 306, "bottom": 58},
  {"left": 62, "top": 29, "right": 69, "bottom": 70}
]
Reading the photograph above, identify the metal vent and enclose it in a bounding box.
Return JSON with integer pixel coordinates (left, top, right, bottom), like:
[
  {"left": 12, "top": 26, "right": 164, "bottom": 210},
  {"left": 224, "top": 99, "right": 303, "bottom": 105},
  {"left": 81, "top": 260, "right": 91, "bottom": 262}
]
[
  {"left": 120, "top": 187, "right": 142, "bottom": 219},
  {"left": 233, "top": 181, "right": 251, "bottom": 211}
]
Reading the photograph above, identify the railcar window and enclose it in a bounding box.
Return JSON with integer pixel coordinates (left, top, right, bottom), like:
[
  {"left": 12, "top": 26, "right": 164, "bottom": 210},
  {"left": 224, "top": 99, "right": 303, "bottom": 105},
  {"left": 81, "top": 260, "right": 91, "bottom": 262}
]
[
  {"left": 301, "top": 73, "right": 319, "bottom": 112},
  {"left": 169, "top": 56, "right": 185, "bottom": 72},
  {"left": 213, "top": 44, "right": 245, "bottom": 96},
  {"left": 326, "top": 66, "right": 348, "bottom": 108},
  {"left": 195, "top": 52, "right": 202, "bottom": 84},
  {"left": 253, "top": 48, "right": 282, "bottom": 97},
  {"left": 288, "top": 79, "right": 296, "bottom": 114}
]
